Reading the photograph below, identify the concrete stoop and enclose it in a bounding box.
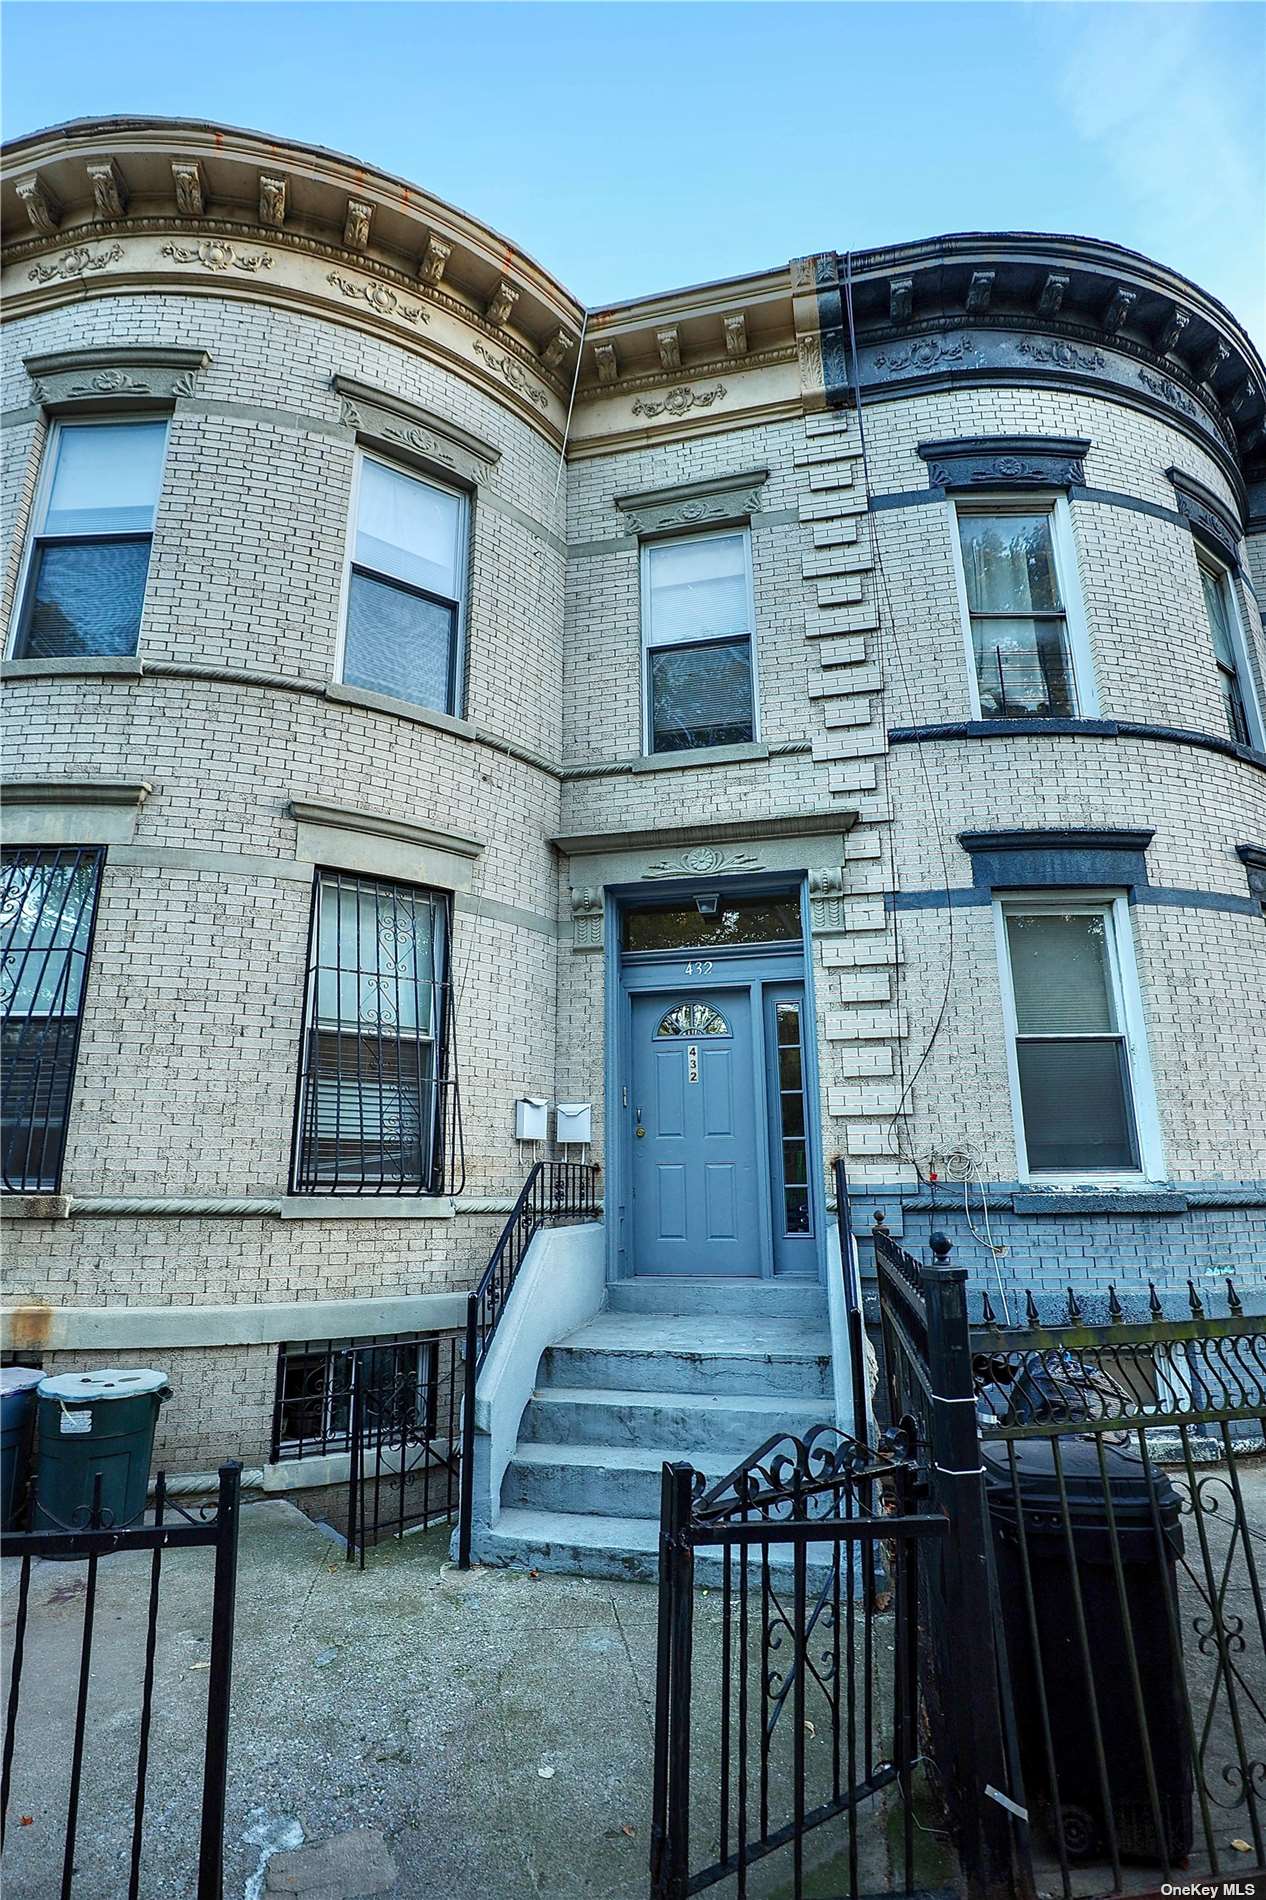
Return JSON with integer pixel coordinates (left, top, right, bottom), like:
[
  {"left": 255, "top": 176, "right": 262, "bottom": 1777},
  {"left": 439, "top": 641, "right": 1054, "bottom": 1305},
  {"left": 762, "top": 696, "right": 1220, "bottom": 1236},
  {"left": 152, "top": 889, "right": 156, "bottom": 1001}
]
[{"left": 473, "top": 1277, "right": 836, "bottom": 1582}]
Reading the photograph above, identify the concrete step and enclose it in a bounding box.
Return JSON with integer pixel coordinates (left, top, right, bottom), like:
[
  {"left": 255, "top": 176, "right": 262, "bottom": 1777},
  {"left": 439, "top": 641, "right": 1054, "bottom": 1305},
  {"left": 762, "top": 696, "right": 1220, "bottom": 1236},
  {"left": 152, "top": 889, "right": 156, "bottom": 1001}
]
[
  {"left": 542, "top": 1313, "right": 832, "bottom": 1399},
  {"left": 517, "top": 1385, "right": 827, "bottom": 1455},
  {"left": 475, "top": 1507, "right": 849, "bottom": 1586},
  {"left": 503, "top": 1442, "right": 737, "bottom": 1518},
  {"left": 607, "top": 1277, "right": 827, "bottom": 1320}
]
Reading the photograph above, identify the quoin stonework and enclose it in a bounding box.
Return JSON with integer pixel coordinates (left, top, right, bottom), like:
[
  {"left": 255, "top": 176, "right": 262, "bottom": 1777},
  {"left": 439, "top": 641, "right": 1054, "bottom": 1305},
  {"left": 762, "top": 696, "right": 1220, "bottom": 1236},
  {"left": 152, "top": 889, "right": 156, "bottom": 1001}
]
[{"left": 2, "top": 117, "right": 1264, "bottom": 1488}]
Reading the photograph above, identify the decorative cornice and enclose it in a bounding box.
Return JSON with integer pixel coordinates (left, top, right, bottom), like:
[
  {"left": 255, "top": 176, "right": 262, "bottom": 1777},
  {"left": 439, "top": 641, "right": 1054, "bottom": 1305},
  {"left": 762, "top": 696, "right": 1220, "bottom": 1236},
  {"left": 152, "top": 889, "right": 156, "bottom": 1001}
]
[
  {"left": 553, "top": 811, "right": 856, "bottom": 858},
  {"left": 631, "top": 381, "right": 727, "bottom": 420},
  {"left": 26, "top": 240, "right": 123, "bottom": 283},
  {"left": 472, "top": 343, "right": 548, "bottom": 411},
  {"left": 1165, "top": 465, "right": 1243, "bottom": 566},
  {"left": 918, "top": 433, "right": 1090, "bottom": 491},
  {"left": 2, "top": 777, "right": 153, "bottom": 810},
  {"left": 161, "top": 236, "right": 271, "bottom": 274},
  {"left": 332, "top": 373, "right": 500, "bottom": 486},
  {"left": 23, "top": 344, "right": 210, "bottom": 410},
  {"left": 287, "top": 797, "right": 483, "bottom": 861},
  {"left": 613, "top": 468, "right": 769, "bottom": 536}
]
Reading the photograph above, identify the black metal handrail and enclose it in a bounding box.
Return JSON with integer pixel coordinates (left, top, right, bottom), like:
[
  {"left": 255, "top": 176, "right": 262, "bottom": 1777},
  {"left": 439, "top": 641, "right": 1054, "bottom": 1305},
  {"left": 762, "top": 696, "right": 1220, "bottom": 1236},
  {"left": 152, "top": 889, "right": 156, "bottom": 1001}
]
[
  {"left": 456, "top": 1159, "right": 599, "bottom": 1567},
  {"left": 832, "top": 1155, "right": 871, "bottom": 1448}
]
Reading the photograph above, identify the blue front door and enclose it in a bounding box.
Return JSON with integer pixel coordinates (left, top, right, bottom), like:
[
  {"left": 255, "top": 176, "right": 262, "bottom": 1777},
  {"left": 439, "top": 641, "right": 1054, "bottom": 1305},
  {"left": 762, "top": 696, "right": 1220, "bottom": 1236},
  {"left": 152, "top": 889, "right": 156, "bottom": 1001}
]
[{"left": 630, "top": 989, "right": 762, "bottom": 1276}]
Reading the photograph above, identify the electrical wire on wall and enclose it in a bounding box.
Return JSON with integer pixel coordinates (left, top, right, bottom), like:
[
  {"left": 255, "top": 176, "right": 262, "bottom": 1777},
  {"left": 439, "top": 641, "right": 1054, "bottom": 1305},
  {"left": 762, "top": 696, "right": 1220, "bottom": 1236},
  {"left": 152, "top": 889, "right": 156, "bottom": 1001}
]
[{"left": 840, "top": 253, "right": 959, "bottom": 1177}]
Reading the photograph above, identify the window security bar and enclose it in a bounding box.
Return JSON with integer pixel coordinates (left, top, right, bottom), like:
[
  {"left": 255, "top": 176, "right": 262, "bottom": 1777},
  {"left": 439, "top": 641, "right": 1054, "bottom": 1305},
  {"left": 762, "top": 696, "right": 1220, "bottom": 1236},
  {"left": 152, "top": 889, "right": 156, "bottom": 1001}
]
[
  {"left": 290, "top": 869, "right": 464, "bottom": 1196},
  {"left": 1, "top": 847, "right": 105, "bottom": 1193}
]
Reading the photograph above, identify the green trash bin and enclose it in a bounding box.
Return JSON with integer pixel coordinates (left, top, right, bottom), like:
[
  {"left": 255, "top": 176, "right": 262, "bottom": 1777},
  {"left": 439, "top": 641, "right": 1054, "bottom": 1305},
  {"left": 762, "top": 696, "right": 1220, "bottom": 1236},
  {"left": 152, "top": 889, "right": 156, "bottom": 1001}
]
[
  {"left": 33, "top": 1368, "right": 170, "bottom": 1533},
  {"left": 2, "top": 1367, "right": 45, "bottom": 1531}
]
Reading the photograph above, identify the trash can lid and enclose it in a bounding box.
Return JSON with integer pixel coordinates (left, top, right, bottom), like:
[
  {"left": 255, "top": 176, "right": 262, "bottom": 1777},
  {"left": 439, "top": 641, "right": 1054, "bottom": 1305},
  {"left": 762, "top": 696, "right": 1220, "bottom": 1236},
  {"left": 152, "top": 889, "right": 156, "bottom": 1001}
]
[
  {"left": 37, "top": 1368, "right": 169, "bottom": 1404},
  {"left": 1, "top": 1366, "right": 45, "bottom": 1395}
]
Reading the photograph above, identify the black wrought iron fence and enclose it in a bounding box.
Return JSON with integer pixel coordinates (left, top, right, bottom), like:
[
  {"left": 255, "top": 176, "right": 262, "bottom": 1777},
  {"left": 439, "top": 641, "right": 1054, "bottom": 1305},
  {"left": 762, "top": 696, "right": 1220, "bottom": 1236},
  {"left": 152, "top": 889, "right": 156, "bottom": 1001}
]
[
  {"left": 650, "top": 1423, "right": 945, "bottom": 1900},
  {"left": 345, "top": 1335, "right": 462, "bottom": 1567},
  {"left": 456, "top": 1158, "right": 600, "bottom": 1568},
  {"left": 1, "top": 1463, "right": 241, "bottom": 1900},
  {"left": 874, "top": 1215, "right": 1266, "bottom": 1900}
]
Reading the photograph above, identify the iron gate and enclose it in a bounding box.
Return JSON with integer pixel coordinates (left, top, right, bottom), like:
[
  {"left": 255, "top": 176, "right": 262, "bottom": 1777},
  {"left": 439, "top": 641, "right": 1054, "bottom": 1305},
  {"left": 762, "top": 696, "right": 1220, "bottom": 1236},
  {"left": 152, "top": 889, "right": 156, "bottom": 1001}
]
[
  {"left": 650, "top": 1422, "right": 945, "bottom": 1900},
  {"left": 345, "top": 1335, "right": 462, "bottom": 1566},
  {"left": 1, "top": 1463, "right": 241, "bottom": 1900}
]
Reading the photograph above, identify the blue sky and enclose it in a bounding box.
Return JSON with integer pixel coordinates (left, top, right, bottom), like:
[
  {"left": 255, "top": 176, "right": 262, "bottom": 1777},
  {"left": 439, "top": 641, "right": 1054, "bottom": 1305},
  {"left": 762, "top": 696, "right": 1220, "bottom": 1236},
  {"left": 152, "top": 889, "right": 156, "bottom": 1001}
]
[{"left": 3, "top": 2, "right": 1262, "bottom": 340}]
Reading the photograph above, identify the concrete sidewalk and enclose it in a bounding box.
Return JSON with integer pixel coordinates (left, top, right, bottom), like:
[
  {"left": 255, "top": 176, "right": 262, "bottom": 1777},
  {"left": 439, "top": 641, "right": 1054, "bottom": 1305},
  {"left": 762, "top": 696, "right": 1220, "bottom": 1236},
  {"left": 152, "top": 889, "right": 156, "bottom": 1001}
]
[{"left": 2, "top": 1500, "right": 940, "bottom": 1900}]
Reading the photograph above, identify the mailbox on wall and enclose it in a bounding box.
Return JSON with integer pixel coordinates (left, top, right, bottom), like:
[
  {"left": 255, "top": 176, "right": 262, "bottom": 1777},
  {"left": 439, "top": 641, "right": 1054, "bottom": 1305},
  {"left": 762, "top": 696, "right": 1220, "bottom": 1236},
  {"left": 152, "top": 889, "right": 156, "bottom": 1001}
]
[
  {"left": 514, "top": 1097, "right": 549, "bottom": 1143},
  {"left": 555, "top": 1103, "right": 593, "bottom": 1146}
]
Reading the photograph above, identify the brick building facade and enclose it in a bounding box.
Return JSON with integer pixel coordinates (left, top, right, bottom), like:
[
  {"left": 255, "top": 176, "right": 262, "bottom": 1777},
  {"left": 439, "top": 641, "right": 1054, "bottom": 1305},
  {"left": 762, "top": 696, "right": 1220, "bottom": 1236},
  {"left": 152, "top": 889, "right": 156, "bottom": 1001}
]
[{"left": 2, "top": 119, "right": 1263, "bottom": 1475}]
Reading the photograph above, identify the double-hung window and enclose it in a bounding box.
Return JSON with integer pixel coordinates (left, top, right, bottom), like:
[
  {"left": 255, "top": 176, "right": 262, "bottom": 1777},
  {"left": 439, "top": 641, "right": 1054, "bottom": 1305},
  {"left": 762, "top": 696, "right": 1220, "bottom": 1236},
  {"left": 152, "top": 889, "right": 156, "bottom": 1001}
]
[
  {"left": 1, "top": 848, "right": 105, "bottom": 1192},
  {"left": 341, "top": 454, "right": 468, "bottom": 715},
  {"left": 643, "top": 528, "right": 756, "bottom": 753},
  {"left": 291, "top": 870, "right": 454, "bottom": 1195},
  {"left": 953, "top": 501, "right": 1090, "bottom": 719},
  {"left": 11, "top": 418, "right": 167, "bottom": 660},
  {"left": 996, "top": 898, "right": 1159, "bottom": 1179},
  {"left": 1198, "top": 557, "right": 1262, "bottom": 750}
]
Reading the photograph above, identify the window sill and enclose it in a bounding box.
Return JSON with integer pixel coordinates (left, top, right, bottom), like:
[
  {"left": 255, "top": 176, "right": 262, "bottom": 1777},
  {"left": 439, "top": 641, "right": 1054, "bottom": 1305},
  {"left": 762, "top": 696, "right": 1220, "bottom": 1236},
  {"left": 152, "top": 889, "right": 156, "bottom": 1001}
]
[
  {"left": 1012, "top": 1184, "right": 1184, "bottom": 1216},
  {"left": 635, "top": 741, "right": 768, "bottom": 773},
  {"left": 325, "top": 681, "right": 477, "bottom": 741},
  {"left": 1, "top": 1193, "right": 71, "bottom": 1220},
  {"left": 278, "top": 1196, "right": 456, "bottom": 1220},
  {"left": 2, "top": 655, "right": 143, "bottom": 680}
]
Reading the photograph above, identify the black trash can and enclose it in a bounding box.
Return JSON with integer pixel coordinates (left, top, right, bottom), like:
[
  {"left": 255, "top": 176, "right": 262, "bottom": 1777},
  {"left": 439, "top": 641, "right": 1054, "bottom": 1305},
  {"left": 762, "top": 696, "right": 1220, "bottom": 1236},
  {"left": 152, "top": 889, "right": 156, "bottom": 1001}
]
[{"left": 984, "top": 1435, "right": 1192, "bottom": 1864}]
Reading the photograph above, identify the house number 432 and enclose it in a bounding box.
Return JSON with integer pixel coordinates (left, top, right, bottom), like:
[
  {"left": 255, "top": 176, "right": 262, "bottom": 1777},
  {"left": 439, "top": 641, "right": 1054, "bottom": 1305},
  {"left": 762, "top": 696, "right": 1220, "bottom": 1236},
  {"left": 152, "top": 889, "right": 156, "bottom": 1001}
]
[{"left": 684, "top": 960, "right": 713, "bottom": 976}]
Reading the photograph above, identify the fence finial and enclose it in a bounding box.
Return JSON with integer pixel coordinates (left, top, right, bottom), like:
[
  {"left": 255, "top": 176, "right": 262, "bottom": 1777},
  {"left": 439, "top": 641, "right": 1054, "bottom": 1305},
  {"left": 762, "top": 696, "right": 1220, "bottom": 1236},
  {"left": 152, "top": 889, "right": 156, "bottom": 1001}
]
[
  {"left": 980, "top": 1287, "right": 996, "bottom": 1325},
  {"left": 1226, "top": 1276, "right": 1244, "bottom": 1316},
  {"left": 1066, "top": 1285, "right": 1082, "bottom": 1322},
  {"left": 928, "top": 1231, "right": 952, "bottom": 1263},
  {"left": 1148, "top": 1281, "right": 1163, "bottom": 1318},
  {"left": 1187, "top": 1278, "right": 1205, "bottom": 1318},
  {"left": 872, "top": 1209, "right": 889, "bottom": 1234},
  {"left": 1024, "top": 1287, "right": 1040, "bottom": 1326},
  {"left": 1107, "top": 1283, "right": 1124, "bottom": 1323}
]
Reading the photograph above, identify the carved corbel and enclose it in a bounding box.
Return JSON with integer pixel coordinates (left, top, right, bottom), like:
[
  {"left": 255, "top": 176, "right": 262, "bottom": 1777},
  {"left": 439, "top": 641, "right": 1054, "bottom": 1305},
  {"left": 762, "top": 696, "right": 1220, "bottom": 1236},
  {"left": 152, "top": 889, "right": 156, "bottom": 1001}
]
[
  {"left": 724, "top": 313, "right": 748, "bottom": 356},
  {"left": 540, "top": 330, "right": 574, "bottom": 373},
  {"left": 965, "top": 271, "right": 994, "bottom": 314},
  {"left": 1037, "top": 272, "right": 1069, "bottom": 317},
  {"left": 170, "top": 161, "right": 205, "bottom": 216},
  {"left": 1198, "top": 341, "right": 1230, "bottom": 389},
  {"left": 888, "top": 278, "right": 912, "bottom": 324},
  {"left": 808, "top": 867, "right": 847, "bottom": 934},
  {"left": 419, "top": 235, "right": 451, "bottom": 285},
  {"left": 86, "top": 160, "right": 127, "bottom": 220},
  {"left": 1230, "top": 379, "right": 1258, "bottom": 419},
  {"left": 344, "top": 199, "right": 373, "bottom": 250},
  {"left": 15, "top": 175, "right": 60, "bottom": 235},
  {"left": 570, "top": 886, "right": 604, "bottom": 951},
  {"left": 259, "top": 175, "right": 287, "bottom": 227},
  {"left": 486, "top": 280, "right": 519, "bottom": 327},
  {"left": 1103, "top": 286, "right": 1137, "bottom": 335},
  {"left": 593, "top": 341, "right": 619, "bottom": 385},
  {"left": 656, "top": 328, "right": 681, "bottom": 373}
]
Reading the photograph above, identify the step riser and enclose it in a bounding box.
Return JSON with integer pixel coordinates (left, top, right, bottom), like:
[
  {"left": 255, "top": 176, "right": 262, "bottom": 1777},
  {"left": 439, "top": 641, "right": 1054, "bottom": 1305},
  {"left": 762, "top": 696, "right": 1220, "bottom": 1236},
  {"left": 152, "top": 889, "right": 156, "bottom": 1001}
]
[
  {"left": 519, "top": 1395, "right": 825, "bottom": 1454},
  {"left": 474, "top": 1531, "right": 857, "bottom": 1588},
  {"left": 505, "top": 1456, "right": 709, "bottom": 1519},
  {"left": 607, "top": 1280, "right": 827, "bottom": 1319},
  {"left": 540, "top": 1345, "right": 832, "bottom": 1399}
]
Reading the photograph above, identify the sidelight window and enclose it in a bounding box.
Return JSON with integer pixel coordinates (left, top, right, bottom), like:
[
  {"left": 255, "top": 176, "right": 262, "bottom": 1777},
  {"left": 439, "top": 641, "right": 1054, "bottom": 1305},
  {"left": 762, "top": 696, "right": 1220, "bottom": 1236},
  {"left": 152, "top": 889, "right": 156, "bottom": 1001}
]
[
  {"left": 1, "top": 847, "right": 105, "bottom": 1192},
  {"left": 953, "top": 501, "right": 1092, "bottom": 719},
  {"left": 996, "top": 898, "right": 1159, "bottom": 1178},
  {"left": 291, "top": 870, "right": 460, "bottom": 1195},
  {"left": 643, "top": 528, "right": 756, "bottom": 752},
  {"left": 12, "top": 418, "right": 168, "bottom": 659},
  {"left": 341, "top": 454, "right": 468, "bottom": 715}
]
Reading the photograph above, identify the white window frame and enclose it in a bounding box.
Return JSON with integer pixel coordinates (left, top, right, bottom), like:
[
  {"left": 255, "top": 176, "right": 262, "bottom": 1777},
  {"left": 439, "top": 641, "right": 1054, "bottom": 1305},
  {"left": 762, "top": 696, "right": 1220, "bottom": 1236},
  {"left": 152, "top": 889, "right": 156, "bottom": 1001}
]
[
  {"left": 7, "top": 413, "right": 170, "bottom": 660},
  {"left": 639, "top": 523, "right": 760, "bottom": 756},
  {"left": 1195, "top": 547, "right": 1265, "bottom": 752},
  {"left": 333, "top": 447, "right": 471, "bottom": 717},
  {"left": 948, "top": 493, "right": 1099, "bottom": 720},
  {"left": 993, "top": 891, "right": 1163, "bottom": 1185}
]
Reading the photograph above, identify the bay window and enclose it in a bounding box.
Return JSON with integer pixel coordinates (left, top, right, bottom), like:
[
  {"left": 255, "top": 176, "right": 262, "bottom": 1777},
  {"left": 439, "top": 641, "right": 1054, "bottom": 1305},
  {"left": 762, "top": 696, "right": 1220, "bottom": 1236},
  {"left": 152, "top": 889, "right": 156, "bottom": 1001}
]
[
  {"left": 643, "top": 528, "right": 756, "bottom": 753},
  {"left": 11, "top": 418, "right": 167, "bottom": 659},
  {"left": 341, "top": 454, "right": 468, "bottom": 714},
  {"left": 996, "top": 897, "right": 1159, "bottom": 1179},
  {"left": 1198, "top": 556, "right": 1262, "bottom": 750},
  {"left": 953, "top": 501, "right": 1091, "bottom": 719}
]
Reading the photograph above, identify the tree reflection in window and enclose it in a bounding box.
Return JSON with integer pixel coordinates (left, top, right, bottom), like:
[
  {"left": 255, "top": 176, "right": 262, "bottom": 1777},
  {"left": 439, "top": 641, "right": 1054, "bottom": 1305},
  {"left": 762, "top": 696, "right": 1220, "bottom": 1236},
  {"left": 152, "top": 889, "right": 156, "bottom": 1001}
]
[{"left": 655, "top": 1002, "right": 731, "bottom": 1038}]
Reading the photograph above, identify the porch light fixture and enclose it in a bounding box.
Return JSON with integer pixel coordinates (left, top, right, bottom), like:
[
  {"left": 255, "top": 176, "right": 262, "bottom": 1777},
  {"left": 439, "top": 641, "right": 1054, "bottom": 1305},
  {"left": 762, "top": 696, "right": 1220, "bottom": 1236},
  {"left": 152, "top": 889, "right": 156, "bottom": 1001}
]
[{"left": 695, "top": 892, "right": 720, "bottom": 916}]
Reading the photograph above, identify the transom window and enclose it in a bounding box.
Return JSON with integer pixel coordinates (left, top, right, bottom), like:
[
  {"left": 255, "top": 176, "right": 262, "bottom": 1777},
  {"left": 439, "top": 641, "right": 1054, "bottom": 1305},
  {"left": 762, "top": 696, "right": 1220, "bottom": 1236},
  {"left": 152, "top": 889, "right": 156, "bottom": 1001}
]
[
  {"left": 1198, "top": 557, "right": 1261, "bottom": 750},
  {"left": 291, "top": 870, "right": 458, "bottom": 1195},
  {"left": 12, "top": 418, "right": 168, "bottom": 660},
  {"left": 1, "top": 847, "right": 105, "bottom": 1192},
  {"left": 341, "top": 454, "right": 468, "bottom": 715},
  {"left": 642, "top": 528, "right": 756, "bottom": 753},
  {"left": 996, "top": 899, "right": 1157, "bottom": 1178},
  {"left": 623, "top": 895, "right": 800, "bottom": 953},
  {"left": 655, "top": 1002, "right": 732, "bottom": 1037},
  {"left": 953, "top": 502, "right": 1089, "bottom": 720}
]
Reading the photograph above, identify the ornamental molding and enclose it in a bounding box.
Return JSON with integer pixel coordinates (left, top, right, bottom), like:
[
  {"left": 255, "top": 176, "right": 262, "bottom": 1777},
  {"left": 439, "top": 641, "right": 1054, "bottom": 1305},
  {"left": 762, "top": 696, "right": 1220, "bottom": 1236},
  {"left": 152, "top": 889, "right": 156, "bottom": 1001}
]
[
  {"left": 23, "top": 345, "right": 211, "bottom": 411},
  {"left": 27, "top": 242, "right": 123, "bottom": 283},
  {"left": 874, "top": 332, "right": 976, "bottom": 374},
  {"left": 326, "top": 268, "right": 429, "bottom": 323},
  {"left": 331, "top": 373, "right": 499, "bottom": 486},
  {"left": 614, "top": 468, "right": 769, "bottom": 537},
  {"left": 808, "top": 865, "right": 847, "bottom": 934},
  {"left": 473, "top": 343, "right": 548, "bottom": 411},
  {"left": 644, "top": 845, "right": 763, "bottom": 879},
  {"left": 162, "top": 237, "right": 272, "bottom": 274},
  {"left": 631, "top": 382, "right": 727, "bottom": 420},
  {"left": 1016, "top": 334, "right": 1105, "bottom": 373},
  {"left": 1166, "top": 466, "right": 1243, "bottom": 566},
  {"left": 569, "top": 887, "right": 604, "bottom": 951},
  {"left": 918, "top": 433, "right": 1091, "bottom": 492}
]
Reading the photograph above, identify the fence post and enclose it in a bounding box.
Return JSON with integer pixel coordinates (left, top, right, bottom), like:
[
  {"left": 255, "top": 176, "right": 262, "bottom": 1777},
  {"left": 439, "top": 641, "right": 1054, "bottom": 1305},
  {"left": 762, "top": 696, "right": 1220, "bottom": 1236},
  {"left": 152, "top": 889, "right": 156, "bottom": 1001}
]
[
  {"left": 921, "top": 1235, "right": 1033, "bottom": 1900},
  {"left": 650, "top": 1462, "right": 695, "bottom": 1900},
  {"left": 197, "top": 1461, "right": 242, "bottom": 1900}
]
